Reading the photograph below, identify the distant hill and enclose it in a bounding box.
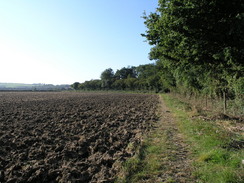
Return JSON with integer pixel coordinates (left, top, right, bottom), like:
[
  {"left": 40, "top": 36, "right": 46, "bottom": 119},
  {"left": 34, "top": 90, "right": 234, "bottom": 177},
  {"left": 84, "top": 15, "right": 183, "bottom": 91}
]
[{"left": 0, "top": 83, "right": 72, "bottom": 91}]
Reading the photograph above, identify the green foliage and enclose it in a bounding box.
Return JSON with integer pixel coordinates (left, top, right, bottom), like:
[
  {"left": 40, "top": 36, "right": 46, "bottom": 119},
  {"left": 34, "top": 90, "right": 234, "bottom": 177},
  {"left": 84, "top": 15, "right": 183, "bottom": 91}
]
[
  {"left": 74, "top": 0, "right": 244, "bottom": 113},
  {"left": 75, "top": 65, "right": 166, "bottom": 92},
  {"left": 100, "top": 68, "right": 115, "bottom": 89},
  {"left": 114, "top": 66, "right": 137, "bottom": 80},
  {"left": 79, "top": 80, "right": 102, "bottom": 90},
  {"left": 136, "top": 64, "right": 155, "bottom": 80},
  {"left": 71, "top": 82, "right": 80, "bottom": 90},
  {"left": 112, "top": 79, "right": 126, "bottom": 90},
  {"left": 234, "top": 77, "right": 244, "bottom": 96},
  {"left": 142, "top": 0, "right": 244, "bottom": 108}
]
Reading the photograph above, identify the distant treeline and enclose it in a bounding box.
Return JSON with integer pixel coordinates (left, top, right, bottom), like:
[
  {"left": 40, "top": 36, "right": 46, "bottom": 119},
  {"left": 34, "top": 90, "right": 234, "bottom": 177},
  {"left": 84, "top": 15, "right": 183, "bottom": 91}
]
[
  {"left": 72, "top": 0, "right": 243, "bottom": 114},
  {"left": 71, "top": 65, "right": 166, "bottom": 92},
  {"left": 0, "top": 83, "right": 71, "bottom": 91}
]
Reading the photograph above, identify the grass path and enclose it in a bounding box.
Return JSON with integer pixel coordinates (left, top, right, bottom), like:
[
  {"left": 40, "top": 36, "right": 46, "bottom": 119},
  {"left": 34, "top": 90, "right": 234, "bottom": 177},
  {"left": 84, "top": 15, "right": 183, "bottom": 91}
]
[
  {"left": 162, "top": 94, "right": 243, "bottom": 183},
  {"left": 117, "top": 95, "right": 195, "bottom": 182},
  {"left": 149, "top": 95, "right": 195, "bottom": 182},
  {"left": 117, "top": 94, "right": 243, "bottom": 183}
]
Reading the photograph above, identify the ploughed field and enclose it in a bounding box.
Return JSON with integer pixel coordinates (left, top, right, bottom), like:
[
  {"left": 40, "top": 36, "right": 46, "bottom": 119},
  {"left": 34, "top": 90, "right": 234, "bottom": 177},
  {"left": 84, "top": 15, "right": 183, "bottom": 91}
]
[{"left": 0, "top": 92, "right": 159, "bottom": 183}]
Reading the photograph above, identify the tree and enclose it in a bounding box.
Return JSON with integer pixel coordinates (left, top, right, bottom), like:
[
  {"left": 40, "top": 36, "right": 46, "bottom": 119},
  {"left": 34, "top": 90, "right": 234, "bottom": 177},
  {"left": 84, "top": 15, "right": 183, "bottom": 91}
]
[
  {"left": 71, "top": 82, "right": 80, "bottom": 90},
  {"left": 114, "top": 66, "right": 137, "bottom": 80},
  {"left": 124, "top": 76, "right": 137, "bottom": 90},
  {"left": 80, "top": 80, "right": 102, "bottom": 90},
  {"left": 136, "top": 64, "right": 155, "bottom": 80},
  {"left": 112, "top": 79, "right": 126, "bottom": 90},
  {"left": 142, "top": 0, "right": 244, "bottom": 97},
  {"left": 100, "top": 68, "right": 115, "bottom": 89}
]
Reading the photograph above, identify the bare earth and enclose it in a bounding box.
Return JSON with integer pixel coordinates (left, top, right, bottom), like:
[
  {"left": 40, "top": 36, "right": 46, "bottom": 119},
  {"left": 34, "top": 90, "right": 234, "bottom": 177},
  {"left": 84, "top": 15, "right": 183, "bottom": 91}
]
[
  {"left": 0, "top": 92, "right": 195, "bottom": 183},
  {"left": 0, "top": 92, "right": 159, "bottom": 183}
]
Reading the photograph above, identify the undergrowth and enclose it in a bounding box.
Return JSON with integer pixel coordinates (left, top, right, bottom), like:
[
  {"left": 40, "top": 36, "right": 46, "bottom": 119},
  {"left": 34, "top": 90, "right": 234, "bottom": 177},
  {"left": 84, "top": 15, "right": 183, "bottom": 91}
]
[{"left": 162, "top": 94, "right": 244, "bottom": 183}]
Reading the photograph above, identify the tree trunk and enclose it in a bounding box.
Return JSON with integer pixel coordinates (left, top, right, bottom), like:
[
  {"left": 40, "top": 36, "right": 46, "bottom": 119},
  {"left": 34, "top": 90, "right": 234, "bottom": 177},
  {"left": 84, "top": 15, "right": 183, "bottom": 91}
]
[{"left": 223, "top": 90, "right": 227, "bottom": 114}]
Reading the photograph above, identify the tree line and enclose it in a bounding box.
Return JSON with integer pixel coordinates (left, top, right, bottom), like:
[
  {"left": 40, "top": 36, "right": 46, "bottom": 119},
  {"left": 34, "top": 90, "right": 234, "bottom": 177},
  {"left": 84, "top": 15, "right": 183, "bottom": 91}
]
[
  {"left": 72, "top": 0, "right": 243, "bottom": 114},
  {"left": 71, "top": 64, "right": 167, "bottom": 92},
  {"left": 141, "top": 0, "right": 243, "bottom": 113}
]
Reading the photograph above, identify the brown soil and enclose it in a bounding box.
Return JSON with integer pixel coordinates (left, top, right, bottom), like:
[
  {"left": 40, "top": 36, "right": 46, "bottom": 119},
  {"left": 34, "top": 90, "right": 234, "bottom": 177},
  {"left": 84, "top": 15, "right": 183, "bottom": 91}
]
[{"left": 0, "top": 92, "right": 159, "bottom": 183}]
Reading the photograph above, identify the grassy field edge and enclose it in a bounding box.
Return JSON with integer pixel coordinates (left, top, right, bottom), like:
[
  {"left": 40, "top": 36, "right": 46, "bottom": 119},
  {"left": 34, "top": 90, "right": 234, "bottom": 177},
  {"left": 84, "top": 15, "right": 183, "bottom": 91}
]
[
  {"left": 116, "top": 94, "right": 243, "bottom": 183},
  {"left": 162, "top": 94, "right": 244, "bottom": 183},
  {"left": 116, "top": 94, "right": 194, "bottom": 183}
]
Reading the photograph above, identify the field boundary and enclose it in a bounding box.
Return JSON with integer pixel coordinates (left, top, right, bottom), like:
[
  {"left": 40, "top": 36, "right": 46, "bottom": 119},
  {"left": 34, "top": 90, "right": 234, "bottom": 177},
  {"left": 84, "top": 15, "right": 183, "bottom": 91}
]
[
  {"left": 162, "top": 94, "right": 244, "bottom": 183},
  {"left": 116, "top": 95, "right": 195, "bottom": 182},
  {"left": 116, "top": 93, "right": 244, "bottom": 183}
]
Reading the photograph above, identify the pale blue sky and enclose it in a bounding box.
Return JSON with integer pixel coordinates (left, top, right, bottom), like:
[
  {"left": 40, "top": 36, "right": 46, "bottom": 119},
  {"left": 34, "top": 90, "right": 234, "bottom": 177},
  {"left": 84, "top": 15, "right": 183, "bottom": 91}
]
[{"left": 0, "top": 0, "right": 158, "bottom": 84}]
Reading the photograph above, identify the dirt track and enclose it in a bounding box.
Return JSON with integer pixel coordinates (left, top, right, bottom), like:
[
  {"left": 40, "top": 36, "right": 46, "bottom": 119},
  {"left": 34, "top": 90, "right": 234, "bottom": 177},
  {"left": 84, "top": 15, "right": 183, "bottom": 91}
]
[
  {"left": 156, "top": 96, "right": 194, "bottom": 182},
  {"left": 0, "top": 92, "right": 159, "bottom": 183}
]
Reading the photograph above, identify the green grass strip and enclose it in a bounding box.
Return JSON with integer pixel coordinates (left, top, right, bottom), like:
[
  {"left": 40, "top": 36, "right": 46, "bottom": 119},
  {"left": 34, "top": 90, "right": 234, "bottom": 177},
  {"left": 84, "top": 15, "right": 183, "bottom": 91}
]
[
  {"left": 116, "top": 126, "right": 172, "bottom": 182},
  {"left": 162, "top": 94, "right": 244, "bottom": 183}
]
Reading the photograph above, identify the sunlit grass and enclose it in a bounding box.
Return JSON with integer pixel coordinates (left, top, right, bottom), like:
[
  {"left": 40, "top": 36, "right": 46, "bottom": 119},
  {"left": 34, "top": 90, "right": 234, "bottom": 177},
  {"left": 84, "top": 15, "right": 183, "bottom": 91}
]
[
  {"left": 116, "top": 94, "right": 243, "bottom": 183},
  {"left": 116, "top": 125, "right": 170, "bottom": 183},
  {"left": 162, "top": 94, "right": 244, "bottom": 183}
]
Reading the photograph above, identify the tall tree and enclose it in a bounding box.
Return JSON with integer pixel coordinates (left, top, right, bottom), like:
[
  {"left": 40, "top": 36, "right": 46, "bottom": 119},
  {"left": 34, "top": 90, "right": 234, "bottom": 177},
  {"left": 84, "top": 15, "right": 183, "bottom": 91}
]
[
  {"left": 114, "top": 66, "right": 137, "bottom": 80},
  {"left": 100, "top": 68, "right": 115, "bottom": 89},
  {"left": 71, "top": 82, "right": 80, "bottom": 90},
  {"left": 142, "top": 0, "right": 244, "bottom": 98}
]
